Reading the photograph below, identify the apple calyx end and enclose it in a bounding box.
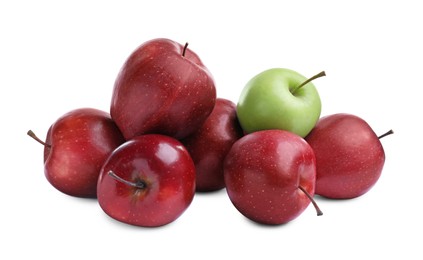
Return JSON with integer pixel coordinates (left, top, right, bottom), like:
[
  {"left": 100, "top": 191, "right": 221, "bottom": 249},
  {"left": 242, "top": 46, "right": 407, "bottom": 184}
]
[
  {"left": 291, "top": 71, "right": 326, "bottom": 95},
  {"left": 378, "top": 129, "right": 394, "bottom": 139},
  {"left": 182, "top": 42, "right": 189, "bottom": 57},
  {"left": 27, "top": 129, "right": 51, "bottom": 148},
  {"left": 108, "top": 171, "right": 146, "bottom": 189},
  {"left": 298, "top": 186, "right": 323, "bottom": 216}
]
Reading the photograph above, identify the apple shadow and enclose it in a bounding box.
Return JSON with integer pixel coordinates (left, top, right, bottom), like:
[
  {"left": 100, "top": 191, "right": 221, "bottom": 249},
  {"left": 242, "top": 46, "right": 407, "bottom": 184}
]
[
  {"left": 194, "top": 189, "right": 292, "bottom": 228},
  {"left": 243, "top": 217, "right": 291, "bottom": 229},
  {"left": 60, "top": 192, "right": 99, "bottom": 204},
  {"left": 194, "top": 188, "right": 227, "bottom": 196},
  {"left": 99, "top": 211, "right": 175, "bottom": 231}
]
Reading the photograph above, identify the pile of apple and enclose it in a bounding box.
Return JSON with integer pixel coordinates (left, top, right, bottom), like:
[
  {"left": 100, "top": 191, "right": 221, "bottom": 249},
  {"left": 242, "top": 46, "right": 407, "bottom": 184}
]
[{"left": 28, "top": 38, "right": 393, "bottom": 227}]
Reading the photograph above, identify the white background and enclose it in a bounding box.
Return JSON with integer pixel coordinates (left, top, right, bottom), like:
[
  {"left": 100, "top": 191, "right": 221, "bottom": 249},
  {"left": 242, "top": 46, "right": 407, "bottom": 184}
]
[{"left": 1, "top": 0, "right": 421, "bottom": 259}]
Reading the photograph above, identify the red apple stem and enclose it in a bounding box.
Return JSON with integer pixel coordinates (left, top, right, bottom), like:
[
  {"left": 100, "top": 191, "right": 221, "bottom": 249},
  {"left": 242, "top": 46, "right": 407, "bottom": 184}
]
[
  {"left": 108, "top": 171, "right": 146, "bottom": 189},
  {"left": 27, "top": 130, "right": 51, "bottom": 148},
  {"left": 298, "top": 186, "right": 323, "bottom": 216},
  {"left": 291, "top": 71, "right": 326, "bottom": 94},
  {"left": 378, "top": 129, "right": 394, "bottom": 139},
  {"left": 182, "top": 42, "right": 189, "bottom": 57}
]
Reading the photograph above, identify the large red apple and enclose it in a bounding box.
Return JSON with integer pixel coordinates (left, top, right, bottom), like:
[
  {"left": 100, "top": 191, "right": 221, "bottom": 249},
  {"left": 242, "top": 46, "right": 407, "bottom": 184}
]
[
  {"left": 305, "top": 113, "right": 393, "bottom": 199},
  {"left": 110, "top": 38, "right": 216, "bottom": 140},
  {"left": 224, "top": 130, "right": 322, "bottom": 225},
  {"left": 28, "top": 108, "right": 125, "bottom": 198},
  {"left": 182, "top": 98, "right": 244, "bottom": 192},
  {"left": 97, "top": 134, "right": 196, "bottom": 227}
]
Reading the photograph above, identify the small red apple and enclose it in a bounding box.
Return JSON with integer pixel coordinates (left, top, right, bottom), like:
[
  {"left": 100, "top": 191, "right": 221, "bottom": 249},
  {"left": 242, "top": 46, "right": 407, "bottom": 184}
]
[
  {"left": 305, "top": 113, "right": 393, "bottom": 199},
  {"left": 224, "top": 130, "right": 322, "bottom": 225},
  {"left": 182, "top": 98, "right": 244, "bottom": 192},
  {"left": 110, "top": 38, "right": 216, "bottom": 140},
  {"left": 97, "top": 134, "right": 196, "bottom": 227},
  {"left": 28, "top": 108, "right": 125, "bottom": 198}
]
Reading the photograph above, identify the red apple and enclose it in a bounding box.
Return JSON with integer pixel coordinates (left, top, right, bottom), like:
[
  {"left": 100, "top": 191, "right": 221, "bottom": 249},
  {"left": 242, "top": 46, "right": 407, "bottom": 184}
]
[
  {"left": 224, "top": 130, "right": 322, "bottom": 225},
  {"left": 110, "top": 38, "right": 216, "bottom": 140},
  {"left": 97, "top": 134, "right": 196, "bottom": 227},
  {"left": 305, "top": 113, "right": 393, "bottom": 199},
  {"left": 28, "top": 108, "right": 125, "bottom": 198},
  {"left": 182, "top": 98, "right": 244, "bottom": 192}
]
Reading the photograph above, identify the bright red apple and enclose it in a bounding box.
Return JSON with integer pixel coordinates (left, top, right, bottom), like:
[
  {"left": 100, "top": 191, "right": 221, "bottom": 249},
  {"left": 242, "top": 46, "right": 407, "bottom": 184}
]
[
  {"left": 182, "top": 98, "right": 244, "bottom": 192},
  {"left": 97, "top": 134, "right": 196, "bottom": 227},
  {"left": 224, "top": 130, "right": 322, "bottom": 225},
  {"left": 305, "top": 113, "right": 393, "bottom": 199},
  {"left": 110, "top": 38, "right": 216, "bottom": 140},
  {"left": 27, "top": 108, "right": 125, "bottom": 198}
]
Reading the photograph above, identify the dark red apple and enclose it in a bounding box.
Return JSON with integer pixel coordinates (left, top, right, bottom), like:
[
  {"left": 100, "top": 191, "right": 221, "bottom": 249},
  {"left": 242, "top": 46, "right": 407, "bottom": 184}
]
[
  {"left": 181, "top": 98, "right": 244, "bottom": 192},
  {"left": 110, "top": 38, "right": 216, "bottom": 140},
  {"left": 305, "top": 113, "right": 393, "bottom": 199},
  {"left": 28, "top": 108, "right": 125, "bottom": 198},
  {"left": 97, "top": 134, "right": 196, "bottom": 227},
  {"left": 224, "top": 130, "right": 322, "bottom": 225}
]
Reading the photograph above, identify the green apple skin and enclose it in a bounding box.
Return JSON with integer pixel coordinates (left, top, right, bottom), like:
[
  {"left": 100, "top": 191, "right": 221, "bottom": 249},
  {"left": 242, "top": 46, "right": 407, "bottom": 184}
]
[{"left": 237, "top": 68, "right": 322, "bottom": 137}]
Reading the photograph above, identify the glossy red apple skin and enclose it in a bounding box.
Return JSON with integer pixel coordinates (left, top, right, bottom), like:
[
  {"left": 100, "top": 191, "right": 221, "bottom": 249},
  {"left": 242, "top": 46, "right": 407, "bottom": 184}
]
[
  {"left": 224, "top": 130, "right": 316, "bottom": 225},
  {"left": 305, "top": 113, "right": 385, "bottom": 199},
  {"left": 97, "top": 134, "right": 196, "bottom": 227},
  {"left": 110, "top": 38, "right": 216, "bottom": 140},
  {"left": 43, "top": 108, "right": 125, "bottom": 198},
  {"left": 182, "top": 98, "right": 244, "bottom": 192}
]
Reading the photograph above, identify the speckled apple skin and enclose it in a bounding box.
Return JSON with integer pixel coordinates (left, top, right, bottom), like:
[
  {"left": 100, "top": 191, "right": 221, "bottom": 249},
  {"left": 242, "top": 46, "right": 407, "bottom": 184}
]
[
  {"left": 224, "top": 130, "right": 316, "bottom": 225},
  {"left": 305, "top": 113, "right": 385, "bottom": 199},
  {"left": 182, "top": 98, "right": 244, "bottom": 192},
  {"left": 44, "top": 108, "right": 125, "bottom": 198},
  {"left": 110, "top": 38, "right": 216, "bottom": 140},
  {"left": 97, "top": 134, "right": 196, "bottom": 227}
]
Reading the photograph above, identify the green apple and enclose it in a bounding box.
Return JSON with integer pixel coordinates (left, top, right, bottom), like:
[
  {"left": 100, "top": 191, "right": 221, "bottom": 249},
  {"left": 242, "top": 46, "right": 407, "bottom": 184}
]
[{"left": 237, "top": 68, "right": 324, "bottom": 137}]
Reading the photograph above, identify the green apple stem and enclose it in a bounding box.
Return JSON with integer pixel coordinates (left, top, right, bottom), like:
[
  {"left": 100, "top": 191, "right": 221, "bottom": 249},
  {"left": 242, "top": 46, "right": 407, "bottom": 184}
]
[
  {"left": 108, "top": 171, "right": 146, "bottom": 189},
  {"left": 182, "top": 42, "right": 189, "bottom": 57},
  {"left": 27, "top": 130, "right": 51, "bottom": 148},
  {"left": 378, "top": 129, "right": 394, "bottom": 139},
  {"left": 291, "top": 71, "right": 326, "bottom": 94},
  {"left": 298, "top": 186, "right": 323, "bottom": 216}
]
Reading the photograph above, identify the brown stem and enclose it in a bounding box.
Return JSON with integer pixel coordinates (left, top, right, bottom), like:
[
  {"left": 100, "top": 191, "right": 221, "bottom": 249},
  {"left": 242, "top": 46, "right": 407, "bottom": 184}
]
[
  {"left": 378, "top": 129, "right": 394, "bottom": 139},
  {"left": 299, "top": 186, "right": 323, "bottom": 216},
  {"left": 108, "top": 171, "right": 146, "bottom": 189},
  {"left": 27, "top": 130, "right": 51, "bottom": 148},
  {"left": 291, "top": 71, "right": 326, "bottom": 94},
  {"left": 182, "top": 42, "right": 189, "bottom": 57}
]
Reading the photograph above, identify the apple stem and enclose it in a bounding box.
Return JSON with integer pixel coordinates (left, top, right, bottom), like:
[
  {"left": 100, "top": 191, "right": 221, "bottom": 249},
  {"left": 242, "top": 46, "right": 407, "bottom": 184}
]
[
  {"left": 291, "top": 71, "right": 326, "bottom": 94},
  {"left": 27, "top": 130, "right": 51, "bottom": 148},
  {"left": 182, "top": 42, "right": 189, "bottom": 57},
  {"left": 108, "top": 171, "right": 146, "bottom": 189},
  {"left": 378, "top": 129, "right": 394, "bottom": 139},
  {"left": 298, "top": 186, "right": 323, "bottom": 216}
]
